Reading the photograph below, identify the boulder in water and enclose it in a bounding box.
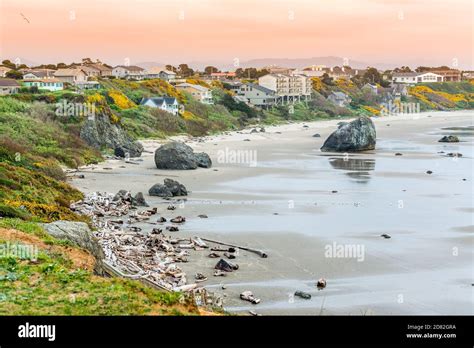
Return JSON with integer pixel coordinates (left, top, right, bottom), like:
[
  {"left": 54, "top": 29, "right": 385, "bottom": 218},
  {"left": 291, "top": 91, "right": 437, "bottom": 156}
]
[{"left": 321, "top": 117, "right": 376, "bottom": 152}]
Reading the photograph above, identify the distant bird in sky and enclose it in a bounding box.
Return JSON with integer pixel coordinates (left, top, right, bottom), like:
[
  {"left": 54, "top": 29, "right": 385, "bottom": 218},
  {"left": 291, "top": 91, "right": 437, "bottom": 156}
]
[{"left": 20, "top": 13, "right": 30, "bottom": 24}]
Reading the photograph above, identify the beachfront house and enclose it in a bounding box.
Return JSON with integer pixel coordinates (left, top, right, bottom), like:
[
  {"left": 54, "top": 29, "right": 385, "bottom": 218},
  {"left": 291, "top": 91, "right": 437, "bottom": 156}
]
[
  {"left": 54, "top": 68, "right": 88, "bottom": 84},
  {"left": 392, "top": 72, "right": 443, "bottom": 84},
  {"left": 175, "top": 83, "right": 213, "bottom": 104},
  {"left": 23, "top": 69, "right": 56, "bottom": 80},
  {"left": 0, "top": 78, "right": 20, "bottom": 95},
  {"left": 112, "top": 65, "right": 145, "bottom": 80},
  {"left": 140, "top": 97, "right": 180, "bottom": 115},
  {"left": 236, "top": 83, "right": 275, "bottom": 108},
  {"left": 328, "top": 91, "right": 351, "bottom": 107},
  {"left": 22, "top": 78, "right": 64, "bottom": 91},
  {"left": 258, "top": 73, "right": 311, "bottom": 104}
]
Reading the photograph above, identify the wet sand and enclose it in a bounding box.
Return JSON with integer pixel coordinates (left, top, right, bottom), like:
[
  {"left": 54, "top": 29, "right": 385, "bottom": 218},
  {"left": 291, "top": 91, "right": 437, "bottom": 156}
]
[{"left": 71, "top": 110, "right": 474, "bottom": 315}]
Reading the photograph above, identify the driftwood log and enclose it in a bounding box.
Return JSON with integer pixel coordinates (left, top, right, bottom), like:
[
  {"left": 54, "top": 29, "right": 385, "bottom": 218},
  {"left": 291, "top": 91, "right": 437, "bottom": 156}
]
[{"left": 199, "top": 237, "right": 268, "bottom": 258}]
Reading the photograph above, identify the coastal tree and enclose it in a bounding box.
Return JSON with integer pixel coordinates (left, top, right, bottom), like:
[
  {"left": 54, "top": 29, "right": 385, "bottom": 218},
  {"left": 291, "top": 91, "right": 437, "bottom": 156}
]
[
  {"left": 5, "top": 70, "right": 23, "bottom": 79},
  {"left": 393, "top": 66, "right": 412, "bottom": 73},
  {"left": 178, "top": 64, "right": 194, "bottom": 77},
  {"left": 204, "top": 66, "right": 220, "bottom": 75}
]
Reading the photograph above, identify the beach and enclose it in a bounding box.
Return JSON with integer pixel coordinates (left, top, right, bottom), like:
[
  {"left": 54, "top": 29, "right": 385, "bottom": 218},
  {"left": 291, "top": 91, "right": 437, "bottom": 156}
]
[{"left": 71, "top": 110, "right": 473, "bottom": 315}]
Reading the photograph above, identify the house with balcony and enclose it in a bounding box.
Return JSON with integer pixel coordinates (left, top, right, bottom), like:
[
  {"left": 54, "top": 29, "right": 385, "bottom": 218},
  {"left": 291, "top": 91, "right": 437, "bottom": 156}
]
[
  {"left": 140, "top": 97, "right": 180, "bottom": 115},
  {"left": 175, "top": 83, "right": 213, "bottom": 104},
  {"left": 258, "top": 73, "right": 311, "bottom": 104}
]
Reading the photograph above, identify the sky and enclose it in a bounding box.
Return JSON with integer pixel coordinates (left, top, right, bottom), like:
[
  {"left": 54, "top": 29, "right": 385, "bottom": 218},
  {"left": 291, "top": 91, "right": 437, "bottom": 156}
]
[{"left": 0, "top": 0, "right": 472, "bottom": 69}]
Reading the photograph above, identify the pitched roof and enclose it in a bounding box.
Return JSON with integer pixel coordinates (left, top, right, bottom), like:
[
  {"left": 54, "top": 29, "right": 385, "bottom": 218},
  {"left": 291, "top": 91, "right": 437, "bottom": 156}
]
[
  {"left": 176, "top": 83, "right": 209, "bottom": 92},
  {"left": 246, "top": 83, "right": 275, "bottom": 95},
  {"left": 115, "top": 65, "right": 144, "bottom": 72},
  {"left": 140, "top": 97, "right": 177, "bottom": 107},
  {"left": 146, "top": 67, "right": 176, "bottom": 75},
  {"left": 54, "top": 68, "right": 86, "bottom": 77},
  {"left": 0, "top": 78, "right": 20, "bottom": 87},
  {"left": 23, "top": 78, "right": 63, "bottom": 83},
  {"left": 87, "top": 63, "right": 112, "bottom": 72},
  {"left": 331, "top": 91, "right": 349, "bottom": 99},
  {"left": 24, "top": 70, "right": 56, "bottom": 78}
]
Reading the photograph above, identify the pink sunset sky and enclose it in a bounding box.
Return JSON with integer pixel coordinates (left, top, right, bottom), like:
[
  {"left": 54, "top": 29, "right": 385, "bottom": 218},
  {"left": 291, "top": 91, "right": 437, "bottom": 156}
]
[{"left": 0, "top": 0, "right": 472, "bottom": 69}]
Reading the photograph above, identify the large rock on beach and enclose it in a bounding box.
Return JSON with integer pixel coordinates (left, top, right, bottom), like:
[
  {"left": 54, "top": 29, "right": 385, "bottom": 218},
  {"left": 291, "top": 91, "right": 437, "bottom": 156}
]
[
  {"left": 42, "top": 220, "right": 105, "bottom": 274},
  {"left": 154, "top": 142, "right": 212, "bottom": 169},
  {"left": 438, "top": 135, "right": 459, "bottom": 143},
  {"left": 321, "top": 117, "right": 376, "bottom": 152},
  {"left": 148, "top": 184, "right": 173, "bottom": 197}
]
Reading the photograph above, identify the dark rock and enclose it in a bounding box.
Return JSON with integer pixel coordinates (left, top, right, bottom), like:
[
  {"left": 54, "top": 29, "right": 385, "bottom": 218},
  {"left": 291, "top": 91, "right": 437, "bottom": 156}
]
[
  {"left": 113, "top": 190, "right": 131, "bottom": 202},
  {"left": 380, "top": 234, "right": 391, "bottom": 239},
  {"left": 316, "top": 278, "right": 327, "bottom": 289},
  {"left": 447, "top": 152, "right": 462, "bottom": 157},
  {"left": 198, "top": 214, "right": 208, "bottom": 218},
  {"left": 42, "top": 221, "right": 105, "bottom": 275},
  {"left": 438, "top": 135, "right": 459, "bottom": 143},
  {"left": 294, "top": 291, "right": 311, "bottom": 299},
  {"left": 260, "top": 127, "right": 266, "bottom": 133},
  {"left": 154, "top": 141, "right": 212, "bottom": 170},
  {"left": 426, "top": 170, "right": 433, "bottom": 174},
  {"left": 148, "top": 184, "right": 173, "bottom": 197},
  {"left": 80, "top": 114, "right": 143, "bottom": 157},
  {"left": 194, "top": 152, "right": 212, "bottom": 168},
  {"left": 321, "top": 117, "right": 376, "bottom": 152},
  {"left": 166, "top": 226, "right": 179, "bottom": 232},
  {"left": 157, "top": 217, "right": 167, "bottom": 223},
  {"left": 337, "top": 122, "right": 348, "bottom": 128},
  {"left": 395, "top": 153, "right": 403, "bottom": 156},
  {"left": 250, "top": 128, "right": 259, "bottom": 133},
  {"left": 163, "top": 178, "right": 187, "bottom": 196},
  {"left": 312, "top": 133, "right": 321, "bottom": 137},
  {"left": 133, "top": 192, "right": 149, "bottom": 207},
  {"left": 170, "top": 216, "right": 186, "bottom": 223},
  {"left": 215, "top": 258, "right": 239, "bottom": 272}
]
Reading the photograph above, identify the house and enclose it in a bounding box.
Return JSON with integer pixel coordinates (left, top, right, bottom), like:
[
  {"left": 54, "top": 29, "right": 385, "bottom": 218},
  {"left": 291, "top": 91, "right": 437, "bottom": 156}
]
[
  {"left": 390, "top": 84, "right": 408, "bottom": 99},
  {"left": 54, "top": 68, "right": 88, "bottom": 84},
  {"left": 0, "top": 78, "right": 20, "bottom": 95},
  {"left": 87, "top": 63, "right": 113, "bottom": 77},
  {"left": 112, "top": 65, "right": 145, "bottom": 80},
  {"left": 75, "top": 65, "right": 101, "bottom": 78},
  {"left": 258, "top": 73, "right": 311, "bottom": 104},
  {"left": 23, "top": 69, "right": 56, "bottom": 80},
  {"left": 362, "top": 83, "right": 378, "bottom": 95},
  {"left": 175, "top": 83, "right": 213, "bottom": 104},
  {"left": 328, "top": 91, "right": 351, "bottom": 107},
  {"left": 145, "top": 67, "right": 177, "bottom": 82},
  {"left": 75, "top": 81, "right": 101, "bottom": 90},
  {"left": 426, "top": 68, "right": 461, "bottom": 82},
  {"left": 140, "top": 97, "right": 180, "bottom": 115},
  {"left": 392, "top": 72, "right": 443, "bottom": 84},
  {"left": 209, "top": 72, "right": 236, "bottom": 80},
  {"left": 236, "top": 83, "right": 275, "bottom": 108},
  {"left": 0, "top": 66, "right": 12, "bottom": 77},
  {"left": 462, "top": 71, "right": 474, "bottom": 80},
  {"left": 22, "top": 78, "right": 64, "bottom": 91}
]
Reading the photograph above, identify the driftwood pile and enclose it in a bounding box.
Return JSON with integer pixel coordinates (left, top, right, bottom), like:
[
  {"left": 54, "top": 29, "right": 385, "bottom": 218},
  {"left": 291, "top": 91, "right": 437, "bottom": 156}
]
[{"left": 71, "top": 192, "right": 208, "bottom": 292}]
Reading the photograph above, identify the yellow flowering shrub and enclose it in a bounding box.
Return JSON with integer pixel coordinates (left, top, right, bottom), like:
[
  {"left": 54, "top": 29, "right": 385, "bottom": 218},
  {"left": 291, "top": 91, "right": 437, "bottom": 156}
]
[
  {"left": 108, "top": 90, "right": 135, "bottom": 109},
  {"left": 362, "top": 106, "right": 380, "bottom": 115},
  {"left": 311, "top": 77, "right": 323, "bottom": 92}
]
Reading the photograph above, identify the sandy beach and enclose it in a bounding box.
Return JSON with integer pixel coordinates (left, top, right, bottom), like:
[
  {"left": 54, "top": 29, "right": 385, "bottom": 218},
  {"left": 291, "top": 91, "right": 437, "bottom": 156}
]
[{"left": 71, "top": 110, "right": 473, "bottom": 315}]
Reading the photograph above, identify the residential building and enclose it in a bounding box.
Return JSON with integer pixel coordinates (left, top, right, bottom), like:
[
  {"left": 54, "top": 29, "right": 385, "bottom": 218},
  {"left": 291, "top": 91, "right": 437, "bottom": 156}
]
[
  {"left": 76, "top": 65, "right": 101, "bottom": 78},
  {"left": 75, "top": 81, "right": 101, "bottom": 90},
  {"left": 328, "top": 91, "right": 351, "bottom": 107},
  {"left": 264, "top": 65, "right": 294, "bottom": 75},
  {"left": 23, "top": 69, "right": 56, "bottom": 80},
  {"left": 209, "top": 72, "right": 236, "bottom": 80},
  {"left": 0, "top": 78, "right": 20, "bottom": 95},
  {"left": 23, "top": 78, "right": 64, "bottom": 91},
  {"left": 54, "top": 68, "right": 88, "bottom": 84},
  {"left": 392, "top": 72, "right": 443, "bottom": 84},
  {"left": 462, "top": 71, "right": 474, "bottom": 80},
  {"left": 426, "top": 68, "right": 461, "bottom": 82},
  {"left": 258, "top": 73, "right": 311, "bottom": 104},
  {"left": 87, "top": 63, "right": 113, "bottom": 77},
  {"left": 175, "top": 83, "right": 213, "bottom": 104},
  {"left": 362, "top": 83, "right": 378, "bottom": 95},
  {"left": 236, "top": 83, "right": 275, "bottom": 108},
  {"left": 112, "top": 65, "right": 145, "bottom": 80},
  {"left": 145, "top": 67, "right": 177, "bottom": 82},
  {"left": 0, "top": 66, "right": 12, "bottom": 77},
  {"left": 140, "top": 97, "right": 180, "bottom": 115}
]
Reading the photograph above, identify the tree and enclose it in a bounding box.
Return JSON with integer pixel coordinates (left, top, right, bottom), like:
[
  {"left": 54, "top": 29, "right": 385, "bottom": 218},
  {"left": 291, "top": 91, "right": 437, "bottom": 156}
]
[
  {"left": 393, "top": 66, "right": 412, "bottom": 73},
  {"left": 204, "top": 66, "right": 220, "bottom": 75},
  {"left": 6, "top": 70, "right": 23, "bottom": 79},
  {"left": 2, "top": 60, "right": 16, "bottom": 69},
  {"left": 178, "top": 64, "right": 194, "bottom": 78},
  {"left": 82, "top": 57, "right": 94, "bottom": 64},
  {"left": 321, "top": 73, "right": 334, "bottom": 86},
  {"left": 165, "top": 65, "right": 177, "bottom": 72}
]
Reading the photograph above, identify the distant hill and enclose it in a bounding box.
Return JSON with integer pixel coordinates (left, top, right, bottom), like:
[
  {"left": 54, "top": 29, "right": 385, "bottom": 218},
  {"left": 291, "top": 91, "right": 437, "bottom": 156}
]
[
  {"left": 219, "top": 56, "right": 394, "bottom": 71},
  {"left": 135, "top": 61, "right": 166, "bottom": 69}
]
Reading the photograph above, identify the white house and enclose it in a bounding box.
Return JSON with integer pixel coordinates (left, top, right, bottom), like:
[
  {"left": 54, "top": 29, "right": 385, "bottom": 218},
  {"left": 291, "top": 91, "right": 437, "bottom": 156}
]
[
  {"left": 0, "top": 78, "right": 20, "bottom": 95},
  {"left": 23, "top": 69, "right": 56, "bottom": 80},
  {"left": 140, "top": 97, "right": 180, "bottom": 115},
  {"left": 112, "top": 65, "right": 145, "bottom": 80},
  {"left": 54, "top": 68, "right": 88, "bottom": 84},
  {"left": 145, "top": 67, "right": 177, "bottom": 82},
  {"left": 258, "top": 73, "right": 311, "bottom": 104},
  {"left": 175, "top": 83, "right": 213, "bottom": 104},
  {"left": 392, "top": 72, "right": 444, "bottom": 84}
]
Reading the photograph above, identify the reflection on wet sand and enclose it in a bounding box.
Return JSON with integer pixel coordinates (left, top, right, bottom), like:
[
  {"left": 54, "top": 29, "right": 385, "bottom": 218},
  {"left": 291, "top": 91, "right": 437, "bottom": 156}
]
[{"left": 329, "top": 157, "right": 376, "bottom": 183}]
